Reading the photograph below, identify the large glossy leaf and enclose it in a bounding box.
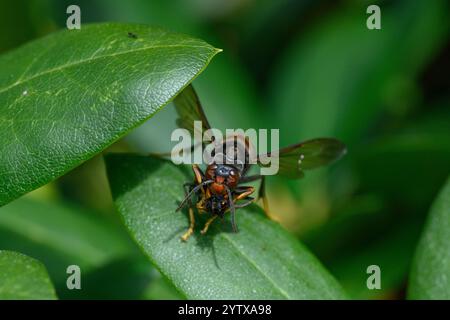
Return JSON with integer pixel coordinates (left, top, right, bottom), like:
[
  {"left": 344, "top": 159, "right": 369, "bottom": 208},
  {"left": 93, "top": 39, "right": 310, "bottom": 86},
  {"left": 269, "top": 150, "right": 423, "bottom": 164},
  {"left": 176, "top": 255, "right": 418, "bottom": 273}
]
[
  {"left": 408, "top": 176, "right": 450, "bottom": 299},
  {"left": 0, "top": 250, "right": 56, "bottom": 299},
  {"left": 0, "top": 22, "right": 220, "bottom": 206},
  {"left": 98, "top": 0, "right": 267, "bottom": 152},
  {"left": 105, "top": 154, "right": 347, "bottom": 299}
]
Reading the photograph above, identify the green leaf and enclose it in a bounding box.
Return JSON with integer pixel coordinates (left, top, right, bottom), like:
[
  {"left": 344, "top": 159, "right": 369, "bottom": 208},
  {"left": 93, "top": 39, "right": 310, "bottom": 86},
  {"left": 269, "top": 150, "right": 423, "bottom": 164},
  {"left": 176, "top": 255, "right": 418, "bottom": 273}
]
[
  {"left": 408, "top": 176, "right": 450, "bottom": 299},
  {"left": 105, "top": 154, "right": 347, "bottom": 299},
  {"left": 0, "top": 196, "right": 147, "bottom": 298},
  {"left": 101, "top": 0, "right": 267, "bottom": 152},
  {"left": 0, "top": 22, "right": 220, "bottom": 206},
  {"left": 0, "top": 250, "right": 57, "bottom": 299}
]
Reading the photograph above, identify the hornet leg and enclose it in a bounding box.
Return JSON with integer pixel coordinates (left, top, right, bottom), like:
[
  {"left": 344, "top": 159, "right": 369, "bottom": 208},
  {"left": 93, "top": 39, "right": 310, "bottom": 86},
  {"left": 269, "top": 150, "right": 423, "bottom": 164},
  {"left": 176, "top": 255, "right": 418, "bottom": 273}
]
[
  {"left": 234, "top": 186, "right": 255, "bottom": 201},
  {"left": 201, "top": 215, "right": 218, "bottom": 235},
  {"left": 238, "top": 175, "right": 274, "bottom": 220},
  {"left": 181, "top": 183, "right": 195, "bottom": 241}
]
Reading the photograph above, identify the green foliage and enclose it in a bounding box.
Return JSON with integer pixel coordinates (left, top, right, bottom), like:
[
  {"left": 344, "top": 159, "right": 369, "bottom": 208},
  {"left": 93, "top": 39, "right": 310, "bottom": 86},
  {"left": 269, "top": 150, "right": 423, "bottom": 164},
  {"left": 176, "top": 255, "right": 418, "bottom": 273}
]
[
  {"left": 0, "top": 250, "right": 56, "bottom": 299},
  {"left": 143, "top": 270, "right": 185, "bottom": 300},
  {"left": 0, "top": 22, "right": 219, "bottom": 206},
  {"left": 0, "top": 196, "right": 151, "bottom": 299},
  {"left": 304, "top": 114, "right": 450, "bottom": 299},
  {"left": 264, "top": 0, "right": 450, "bottom": 298},
  {"left": 98, "top": 0, "right": 267, "bottom": 153},
  {"left": 271, "top": 0, "right": 448, "bottom": 145},
  {"left": 105, "top": 154, "right": 347, "bottom": 299},
  {"left": 408, "top": 177, "right": 450, "bottom": 299},
  {"left": 0, "top": 0, "right": 448, "bottom": 300},
  {"left": 355, "top": 113, "right": 450, "bottom": 208}
]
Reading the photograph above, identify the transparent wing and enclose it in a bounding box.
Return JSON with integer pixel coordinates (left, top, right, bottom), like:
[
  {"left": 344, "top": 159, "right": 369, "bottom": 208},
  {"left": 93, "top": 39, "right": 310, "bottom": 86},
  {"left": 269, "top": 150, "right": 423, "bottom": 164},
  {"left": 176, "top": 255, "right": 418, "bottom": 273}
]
[
  {"left": 257, "top": 138, "right": 347, "bottom": 178},
  {"left": 173, "top": 84, "right": 212, "bottom": 141}
]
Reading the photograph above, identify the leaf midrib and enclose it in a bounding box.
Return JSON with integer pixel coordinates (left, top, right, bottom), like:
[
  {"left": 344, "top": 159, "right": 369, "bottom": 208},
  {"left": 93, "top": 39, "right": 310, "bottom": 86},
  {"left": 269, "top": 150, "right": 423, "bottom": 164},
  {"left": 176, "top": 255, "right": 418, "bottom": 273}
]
[{"left": 0, "top": 43, "right": 214, "bottom": 95}]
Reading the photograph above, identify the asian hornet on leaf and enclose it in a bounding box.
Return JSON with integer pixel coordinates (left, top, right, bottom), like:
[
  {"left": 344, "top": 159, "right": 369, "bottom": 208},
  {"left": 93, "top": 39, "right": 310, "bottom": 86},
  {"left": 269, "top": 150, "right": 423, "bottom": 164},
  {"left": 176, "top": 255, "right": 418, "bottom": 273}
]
[{"left": 171, "top": 85, "right": 346, "bottom": 241}]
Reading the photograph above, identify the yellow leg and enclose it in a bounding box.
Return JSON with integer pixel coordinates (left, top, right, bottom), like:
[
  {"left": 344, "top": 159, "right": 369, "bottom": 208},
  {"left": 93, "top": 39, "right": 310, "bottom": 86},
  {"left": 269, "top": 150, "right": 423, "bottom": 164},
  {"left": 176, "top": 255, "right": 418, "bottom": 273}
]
[
  {"left": 201, "top": 215, "right": 218, "bottom": 235},
  {"left": 181, "top": 207, "right": 195, "bottom": 241},
  {"left": 234, "top": 186, "right": 255, "bottom": 201}
]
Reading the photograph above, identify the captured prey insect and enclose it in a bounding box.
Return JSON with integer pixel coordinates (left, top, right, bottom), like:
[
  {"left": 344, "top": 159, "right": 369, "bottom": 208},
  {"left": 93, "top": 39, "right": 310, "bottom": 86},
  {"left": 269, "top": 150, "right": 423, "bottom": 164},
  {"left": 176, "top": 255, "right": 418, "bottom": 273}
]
[{"left": 172, "top": 85, "right": 347, "bottom": 241}]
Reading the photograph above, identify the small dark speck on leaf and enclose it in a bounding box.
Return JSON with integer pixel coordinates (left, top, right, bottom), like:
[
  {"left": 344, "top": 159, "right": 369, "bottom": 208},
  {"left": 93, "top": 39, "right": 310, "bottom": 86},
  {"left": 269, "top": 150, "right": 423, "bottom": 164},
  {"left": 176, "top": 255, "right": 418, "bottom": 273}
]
[{"left": 127, "top": 32, "right": 137, "bottom": 39}]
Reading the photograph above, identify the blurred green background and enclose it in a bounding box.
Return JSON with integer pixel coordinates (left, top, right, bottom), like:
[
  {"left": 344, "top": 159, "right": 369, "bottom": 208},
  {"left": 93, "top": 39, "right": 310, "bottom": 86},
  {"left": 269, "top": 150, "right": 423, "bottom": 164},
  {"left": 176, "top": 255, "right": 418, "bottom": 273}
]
[{"left": 0, "top": 0, "right": 449, "bottom": 299}]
